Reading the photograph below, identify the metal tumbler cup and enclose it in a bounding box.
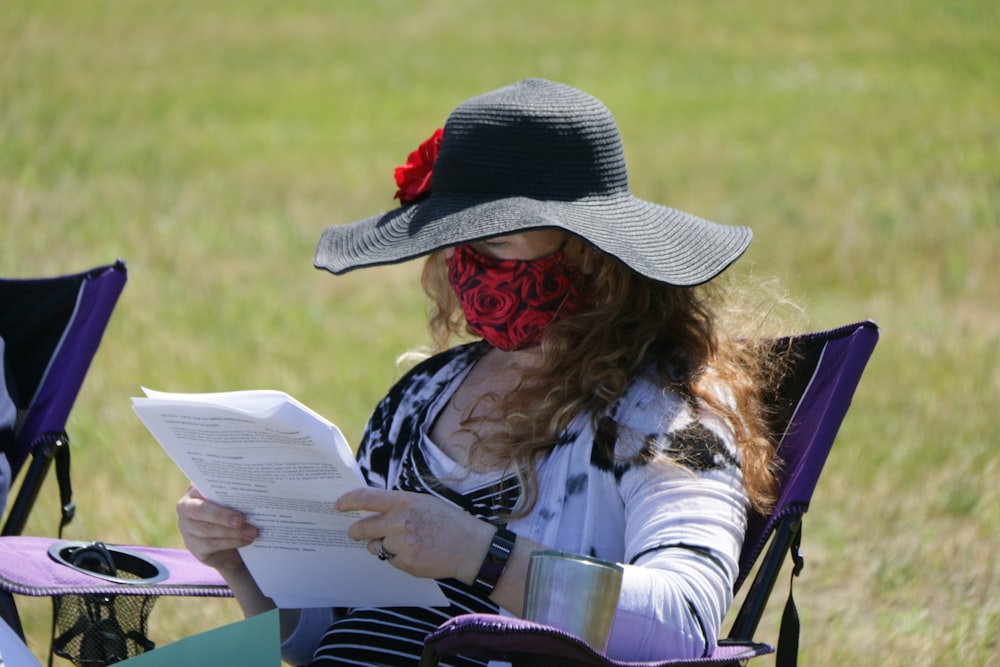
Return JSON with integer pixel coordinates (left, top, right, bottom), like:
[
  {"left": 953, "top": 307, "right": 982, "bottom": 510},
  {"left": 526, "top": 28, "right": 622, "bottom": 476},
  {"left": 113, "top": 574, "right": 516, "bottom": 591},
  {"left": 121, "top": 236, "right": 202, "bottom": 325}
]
[{"left": 522, "top": 550, "right": 623, "bottom": 651}]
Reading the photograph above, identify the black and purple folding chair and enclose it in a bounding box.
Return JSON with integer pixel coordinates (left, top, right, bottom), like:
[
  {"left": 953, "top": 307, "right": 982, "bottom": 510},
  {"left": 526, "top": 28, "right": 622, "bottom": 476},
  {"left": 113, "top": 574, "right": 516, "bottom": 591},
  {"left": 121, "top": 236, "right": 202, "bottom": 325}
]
[
  {"left": 1, "top": 260, "right": 128, "bottom": 538},
  {"left": 420, "top": 320, "right": 880, "bottom": 667},
  {"left": 0, "top": 262, "right": 230, "bottom": 664}
]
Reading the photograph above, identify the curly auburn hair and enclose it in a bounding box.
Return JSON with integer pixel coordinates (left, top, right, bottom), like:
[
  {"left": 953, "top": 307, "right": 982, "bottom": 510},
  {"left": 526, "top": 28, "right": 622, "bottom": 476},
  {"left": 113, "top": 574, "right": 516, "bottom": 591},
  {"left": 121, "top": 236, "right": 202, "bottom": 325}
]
[{"left": 419, "top": 244, "right": 783, "bottom": 516}]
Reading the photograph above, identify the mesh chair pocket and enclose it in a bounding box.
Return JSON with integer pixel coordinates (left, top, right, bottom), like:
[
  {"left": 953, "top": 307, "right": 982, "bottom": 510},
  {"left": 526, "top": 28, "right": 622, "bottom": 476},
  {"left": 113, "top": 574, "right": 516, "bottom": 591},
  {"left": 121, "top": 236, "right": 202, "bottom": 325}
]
[
  {"left": 47, "top": 542, "right": 165, "bottom": 666},
  {"left": 51, "top": 593, "right": 157, "bottom": 666}
]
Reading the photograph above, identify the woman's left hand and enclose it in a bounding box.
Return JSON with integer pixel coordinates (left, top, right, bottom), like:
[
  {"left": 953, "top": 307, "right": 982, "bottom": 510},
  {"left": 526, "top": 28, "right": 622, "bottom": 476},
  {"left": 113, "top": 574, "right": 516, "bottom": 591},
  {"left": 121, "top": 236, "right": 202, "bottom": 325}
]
[{"left": 336, "top": 488, "right": 495, "bottom": 584}]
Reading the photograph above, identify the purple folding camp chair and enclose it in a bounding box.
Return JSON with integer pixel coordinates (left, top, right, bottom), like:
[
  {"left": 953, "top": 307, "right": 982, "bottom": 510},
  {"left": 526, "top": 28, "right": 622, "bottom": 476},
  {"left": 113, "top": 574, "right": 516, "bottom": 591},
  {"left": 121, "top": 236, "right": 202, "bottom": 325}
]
[
  {"left": 0, "top": 262, "right": 230, "bottom": 665},
  {"left": 420, "top": 320, "right": 879, "bottom": 667},
  {"left": 1, "top": 260, "right": 128, "bottom": 538}
]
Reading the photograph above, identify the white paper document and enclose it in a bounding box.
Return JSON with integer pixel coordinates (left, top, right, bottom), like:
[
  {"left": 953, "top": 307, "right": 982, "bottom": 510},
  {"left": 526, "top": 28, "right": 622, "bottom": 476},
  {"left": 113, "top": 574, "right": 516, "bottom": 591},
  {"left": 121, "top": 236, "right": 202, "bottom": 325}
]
[{"left": 132, "top": 388, "right": 447, "bottom": 609}]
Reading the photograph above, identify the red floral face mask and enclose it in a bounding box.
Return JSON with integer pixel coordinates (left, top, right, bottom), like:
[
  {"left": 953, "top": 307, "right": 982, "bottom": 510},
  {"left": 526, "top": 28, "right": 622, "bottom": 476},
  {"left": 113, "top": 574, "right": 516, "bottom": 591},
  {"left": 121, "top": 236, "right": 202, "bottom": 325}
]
[{"left": 446, "top": 244, "right": 588, "bottom": 351}]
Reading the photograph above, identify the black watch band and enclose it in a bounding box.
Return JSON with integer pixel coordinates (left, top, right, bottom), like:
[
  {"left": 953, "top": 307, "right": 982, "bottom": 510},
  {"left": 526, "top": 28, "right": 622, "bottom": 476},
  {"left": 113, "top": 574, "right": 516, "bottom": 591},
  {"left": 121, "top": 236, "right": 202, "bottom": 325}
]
[{"left": 472, "top": 526, "right": 516, "bottom": 596}]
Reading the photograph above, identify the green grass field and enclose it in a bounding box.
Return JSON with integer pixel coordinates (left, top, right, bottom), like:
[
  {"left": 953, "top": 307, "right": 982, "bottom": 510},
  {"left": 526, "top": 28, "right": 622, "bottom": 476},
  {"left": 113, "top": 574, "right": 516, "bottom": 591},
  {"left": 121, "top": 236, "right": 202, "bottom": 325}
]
[{"left": 2, "top": 1, "right": 997, "bottom": 664}]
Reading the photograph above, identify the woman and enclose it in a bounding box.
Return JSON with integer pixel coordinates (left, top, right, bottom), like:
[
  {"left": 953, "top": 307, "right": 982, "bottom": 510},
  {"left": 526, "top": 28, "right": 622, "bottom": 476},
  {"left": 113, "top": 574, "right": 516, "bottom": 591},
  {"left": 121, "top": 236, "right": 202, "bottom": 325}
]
[{"left": 178, "top": 78, "right": 780, "bottom": 666}]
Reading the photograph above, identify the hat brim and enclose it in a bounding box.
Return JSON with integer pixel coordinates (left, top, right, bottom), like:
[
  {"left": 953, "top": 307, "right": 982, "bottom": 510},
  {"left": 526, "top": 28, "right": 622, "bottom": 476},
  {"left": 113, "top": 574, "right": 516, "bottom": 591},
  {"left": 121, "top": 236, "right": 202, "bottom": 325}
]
[{"left": 314, "top": 193, "right": 751, "bottom": 287}]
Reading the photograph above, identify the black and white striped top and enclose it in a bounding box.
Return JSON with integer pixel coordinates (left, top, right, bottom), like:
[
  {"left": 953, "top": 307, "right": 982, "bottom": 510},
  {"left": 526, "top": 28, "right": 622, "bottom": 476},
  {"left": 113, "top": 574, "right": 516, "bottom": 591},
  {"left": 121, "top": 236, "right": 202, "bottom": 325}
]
[{"left": 309, "top": 398, "right": 521, "bottom": 666}]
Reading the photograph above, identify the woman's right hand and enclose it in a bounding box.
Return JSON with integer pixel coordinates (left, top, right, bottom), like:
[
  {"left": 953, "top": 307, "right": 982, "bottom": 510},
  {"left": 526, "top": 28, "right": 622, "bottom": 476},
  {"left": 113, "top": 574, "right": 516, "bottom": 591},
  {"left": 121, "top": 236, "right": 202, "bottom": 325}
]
[{"left": 176, "top": 484, "right": 258, "bottom": 575}]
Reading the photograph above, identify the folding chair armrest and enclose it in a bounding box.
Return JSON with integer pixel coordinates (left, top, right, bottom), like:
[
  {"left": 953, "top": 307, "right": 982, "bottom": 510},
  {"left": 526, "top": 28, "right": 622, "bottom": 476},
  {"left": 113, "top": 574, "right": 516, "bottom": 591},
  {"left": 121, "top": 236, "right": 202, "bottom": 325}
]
[
  {"left": 420, "top": 613, "right": 773, "bottom": 667},
  {"left": 0, "top": 536, "right": 231, "bottom": 598}
]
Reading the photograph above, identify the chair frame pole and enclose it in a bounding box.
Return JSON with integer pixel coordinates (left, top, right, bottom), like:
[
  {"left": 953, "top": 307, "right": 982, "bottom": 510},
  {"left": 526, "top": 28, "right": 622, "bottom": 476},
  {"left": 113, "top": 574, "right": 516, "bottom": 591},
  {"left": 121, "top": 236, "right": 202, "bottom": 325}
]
[
  {"left": 2, "top": 434, "right": 69, "bottom": 537},
  {"left": 728, "top": 514, "right": 802, "bottom": 641},
  {"left": 0, "top": 590, "right": 25, "bottom": 640}
]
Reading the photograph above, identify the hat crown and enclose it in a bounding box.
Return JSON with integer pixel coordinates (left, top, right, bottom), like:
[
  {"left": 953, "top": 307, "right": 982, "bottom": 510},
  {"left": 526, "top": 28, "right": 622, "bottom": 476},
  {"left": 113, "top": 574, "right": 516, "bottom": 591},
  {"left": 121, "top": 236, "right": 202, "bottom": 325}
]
[{"left": 432, "top": 79, "right": 629, "bottom": 201}]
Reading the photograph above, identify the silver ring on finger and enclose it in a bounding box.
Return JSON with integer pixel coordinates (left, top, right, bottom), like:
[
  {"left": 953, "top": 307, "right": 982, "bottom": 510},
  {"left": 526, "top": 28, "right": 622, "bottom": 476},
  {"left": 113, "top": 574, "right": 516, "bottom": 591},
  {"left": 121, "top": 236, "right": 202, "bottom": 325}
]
[{"left": 376, "top": 538, "right": 395, "bottom": 561}]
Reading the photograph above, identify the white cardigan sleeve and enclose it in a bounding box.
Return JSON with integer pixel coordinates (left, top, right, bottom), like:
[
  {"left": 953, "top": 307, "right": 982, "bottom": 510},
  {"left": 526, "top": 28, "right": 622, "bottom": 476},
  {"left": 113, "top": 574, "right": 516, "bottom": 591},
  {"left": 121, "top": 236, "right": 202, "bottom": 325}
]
[
  {"left": 603, "top": 386, "right": 749, "bottom": 660},
  {"left": 607, "top": 461, "right": 747, "bottom": 659}
]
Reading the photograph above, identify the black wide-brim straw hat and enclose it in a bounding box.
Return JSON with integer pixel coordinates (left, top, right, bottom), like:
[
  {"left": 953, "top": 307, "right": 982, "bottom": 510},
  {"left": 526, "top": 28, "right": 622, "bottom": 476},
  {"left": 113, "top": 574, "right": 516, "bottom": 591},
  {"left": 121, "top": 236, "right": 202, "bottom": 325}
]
[{"left": 314, "top": 78, "right": 751, "bottom": 286}]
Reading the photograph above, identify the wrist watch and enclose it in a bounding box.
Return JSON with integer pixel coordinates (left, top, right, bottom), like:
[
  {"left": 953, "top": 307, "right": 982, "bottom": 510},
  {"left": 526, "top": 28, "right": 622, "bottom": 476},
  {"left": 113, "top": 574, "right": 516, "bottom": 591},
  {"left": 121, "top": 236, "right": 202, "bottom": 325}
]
[{"left": 472, "top": 526, "right": 517, "bottom": 596}]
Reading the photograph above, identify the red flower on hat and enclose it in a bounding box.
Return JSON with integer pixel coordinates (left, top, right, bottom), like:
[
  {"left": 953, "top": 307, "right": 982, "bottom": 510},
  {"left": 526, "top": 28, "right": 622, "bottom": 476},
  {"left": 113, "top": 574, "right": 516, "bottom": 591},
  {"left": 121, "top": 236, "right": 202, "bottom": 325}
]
[{"left": 393, "top": 127, "right": 444, "bottom": 204}]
